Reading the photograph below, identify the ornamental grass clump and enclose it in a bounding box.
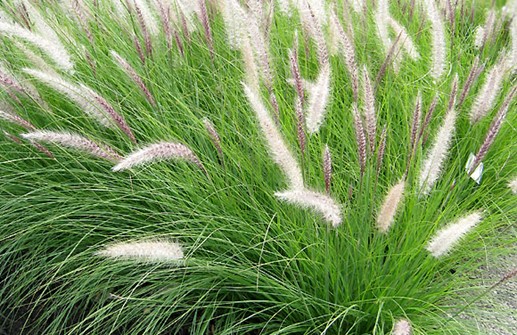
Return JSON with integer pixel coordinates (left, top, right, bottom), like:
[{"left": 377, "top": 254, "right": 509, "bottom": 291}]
[{"left": 0, "top": 1, "right": 515, "bottom": 334}]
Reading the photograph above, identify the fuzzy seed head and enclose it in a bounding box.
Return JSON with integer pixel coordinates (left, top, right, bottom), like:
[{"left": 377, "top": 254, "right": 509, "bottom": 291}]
[
  {"left": 275, "top": 189, "right": 342, "bottom": 227},
  {"left": 96, "top": 240, "right": 184, "bottom": 263},
  {"left": 377, "top": 179, "right": 405, "bottom": 233},
  {"left": 426, "top": 212, "right": 482, "bottom": 257}
]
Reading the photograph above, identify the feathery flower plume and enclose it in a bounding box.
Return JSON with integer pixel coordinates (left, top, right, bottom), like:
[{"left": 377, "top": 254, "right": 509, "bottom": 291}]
[
  {"left": 329, "top": 10, "right": 359, "bottom": 101},
  {"left": 376, "top": 179, "right": 405, "bottom": 233},
  {"left": 509, "top": 177, "right": 517, "bottom": 194},
  {"left": 305, "top": 63, "right": 331, "bottom": 134},
  {"left": 469, "top": 86, "right": 516, "bottom": 174},
  {"left": 0, "top": 110, "right": 35, "bottom": 130},
  {"left": 426, "top": 212, "right": 482, "bottom": 257},
  {"left": 457, "top": 56, "right": 483, "bottom": 108},
  {"left": 221, "top": 0, "right": 248, "bottom": 49},
  {"left": 423, "top": 0, "right": 447, "bottom": 80},
  {"left": 198, "top": 0, "right": 214, "bottom": 59},
  {"left": 96, "top": 240, "right": 184, "bottom": 263},
  {"left": 133, "top": 0, "right": 159, "bottom": 36},
  {"left": 306, "top": 4, "right": 329, "bottom": 67},
  {"left": 203, "top": 118, "right": 223, "bottom": 162},
  {"left": 133, "top": 1, "right": 153, "bottom": 57},
  {"left": 469, "top": 59, "right": 506, "bottom": 123},
  {"left": 276, "top": 0, "right": 291, "bottom": 15},
  {"left": 112, "top": 141, "right": 204, "bottom": 172},
  {"left": 352, "top": 102, "right": 367, "bottom": 175},
  {"left": 275, "top": 189, "right": 342, "bottom": 227},
  {"left": 409, "top": 92, "right": 422, "bottom": 155},
  {"left": 375, "top": 32, "right": 402, "bottom": 87},
  {"left": 2, "top": 130, "right": 22, "bottom": 144},
  {"left": 362, "top": 66, "right": 377, "bottom": 151},
  {"left": 243, "top": 83, "right": 304, "bottom": 189},
  {"left": 29, "top": 140, "right": 55, "bottom": 158},
  {"left": 0, "top": 20, "right": 73, "bottom": 72},
  {"left": 0, "top": 65, "right": 26, "bottom": 94},
  {"left": 155, "top": 0, "right": 172, "bottom": 50},
  {"left": 110, "top": 51, "right": 156, "bottom": 106},
  {"left": 84, "top": 86, "right": 137, "bottom": 144},
  {"left": 375, "top": 0, "right": 392, "bottom": 56},
  {"left": 323, "top": 144, "right": 332, "bottom": 194},
  {"left": 474, "top": 9, "right": 496, "bottom": 50},
  {"left": 387, "top": 17, "right": 420, "bottom": 61},
  {"left": 294, "top": 95, "right": 306, "bottom": 155},
  {"left": 21, "top": 130, "right": 121, "bottom": 162},
  {"left": 289, "top": 34, "right": 304, "bottom": 102},
  {"left": 377, "top": 125, "right": 387, "bottom": 176},
  {"left": 419, "top": 76, "right": 459, "bottom": 195},
  {"left": 392, "top": 319, "right": 412, "bottom": 335},
  {"left": 23, "top": 68, "right": 113, "bottom": 127},
  {"left": 419, "top": 94, "right": 439, "bottom": 146}
]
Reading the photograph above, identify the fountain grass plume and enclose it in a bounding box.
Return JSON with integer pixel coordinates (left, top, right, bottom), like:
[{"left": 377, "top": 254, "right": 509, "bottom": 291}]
[
  {"left": 305, "top": 63, "right": 331, "bottom": 134},
  {"left": 361, "top": 65, "right": 377, "bottom": 151},
  {"left": 275, "top": 188, "right": 342, "bottom": 227},
  {"left": 110, "top": 50, "right": 156, "bottom": 107},
  {"left": 329, "top": 9, "right": 359, "bottom": 101},
  {"left": 23, "top": 68, "right": 114, "bottom": 128},
  {"left": 419, "top": 75, "right": 459, "bottom": 195},
  {"left": 243, "top": 83, "right": 304, "bottom": 189},
  {"left": 0, "top": 110, "right": 35, "bottom": 130},
  {"left": 96, "top": 239, "right": 184, "bottom": 263},
  {"left": 392, "top": 319, "right": 412, "bottom": 335},
  {"left": 469, "top": 86, "right": 516, "bottom": 174},
  {"left": 0, "top": 20, "right": 73, "bottom": 72},
  {"left": 426, "top": 211, "right": 483, "bottom": 257},
  {"left": 457, "top": 56, "right": 483, "bottom": 108},
  {"left": 323, "top": 144, "right": 332, "bottom": 194},
  {"left": 21, "top": 130, "right": 121, "bottom": 162},
  {"left": 112, "top": 141, "right": 204, "bottom": 172},
  {"left": 376, "top": 179, "right": 405, "bottom": 233},
  {"left": 203, "top": 118, "right": 223, "bottom": 162},
  {"left": 423, "top": 0, "right": 446, "bottom": 80},
  {"left": 469, "top": 59, "right": 507, "bottom": 124},
  {"left": 352, "top": 102, "right": 367, "bottom": 175}
]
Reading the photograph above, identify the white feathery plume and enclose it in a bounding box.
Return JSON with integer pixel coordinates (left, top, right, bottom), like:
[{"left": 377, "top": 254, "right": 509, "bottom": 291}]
[
  {"left": 426, "top": 212, "right": 482, "bottom": 257},
  {"left": 474, "top": 9, "right": 496, "bottom": 49},
  {"left": 392, "top": 319, "right": 412, "bottom": 335},
  {"left": 21, "top": 130, "right": 121, "bottom": 162},
  {"left": 275, "top": 189, "right": 342, "bottom": 227},
  {"left": 376, "top": 179, "right": 405, "bottom": 233},
  {"left": 22, "top": 1, "right": 62, "bottom": 46},
  {"left": 305, "top": 63, "right": 331, "bottom": 134},
  {"left": 133, "top": 0, "right": 159, "bottom": 35},
  {"left": 0, "top": 110, "right": 35, "bottom": 130},
  {"left": 23, "top": 68, "right": 113, "bottom": 127},
  {"left": 96, "top": 240, "right": 184, "bottom": 263},
  {"left": 12, "top": 40, "right": 58, "bottom": 76},
  {"left": 221, "top": 0, "right": 249, "bottom": 49},
  {"left": 362, "top": 66, "right": 377, "bottom": 151},
  {"left": 422, "top": 0, "right": 446, "bottom": 80},
  {"left": 469, "top": 59, "right": 506, "bottom": 124},
  {"left": 112, "top": 141, "right": 204, "bottom": 172},
  {"left": 329, "top": 10, "right": 359, "bottom": 101},
  {"left": 387, "top": 17, "right": 420, "bottom": 61},
  {"left": 375, "top": 0, "right": 392, "bottom": 55},
  {"left": 509, "top": 177, "right": 517, "bottom": 194},
  {"left": 110, "top": 0, "right": 128, "bottom": 18},
  {"left": 243, "top": 83, "right": 304, "bottom": 189},
  {"left": 473, "top": 26, "right": 485, "bottom": 49},
  {"left": 419, "top": 75, "right": 458, "bottom": 194},
  {"left": 0, "top": 20, "right": 73, "bottom": 72}
]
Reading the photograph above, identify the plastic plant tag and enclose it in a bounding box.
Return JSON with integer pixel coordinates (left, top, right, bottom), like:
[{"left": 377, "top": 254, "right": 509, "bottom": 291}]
[{"left": 465, "top": 153, "right": 483, "bottom": 184}]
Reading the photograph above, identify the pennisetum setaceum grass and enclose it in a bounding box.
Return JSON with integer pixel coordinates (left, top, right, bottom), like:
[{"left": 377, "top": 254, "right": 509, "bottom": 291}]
[{"left": 0, "top": 1, "right": 516, "bottom": 334}]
